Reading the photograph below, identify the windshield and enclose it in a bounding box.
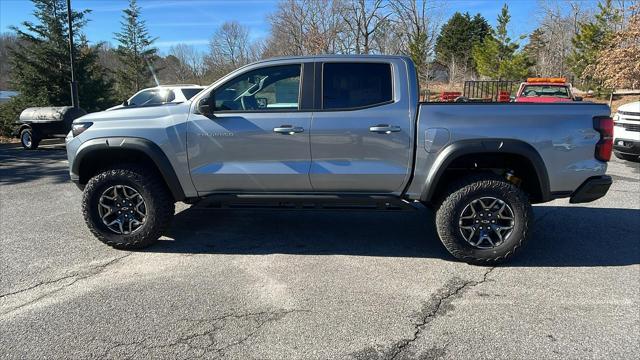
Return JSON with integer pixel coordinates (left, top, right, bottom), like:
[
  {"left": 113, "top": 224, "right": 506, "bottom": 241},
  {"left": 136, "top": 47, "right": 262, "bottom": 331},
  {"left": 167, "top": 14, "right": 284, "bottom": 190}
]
[
  {"left": 128, "top": 89, "right": 175, "bottom": 106},
  {"left": 521, "top": 85, "right": 570, "bottom": 98}
]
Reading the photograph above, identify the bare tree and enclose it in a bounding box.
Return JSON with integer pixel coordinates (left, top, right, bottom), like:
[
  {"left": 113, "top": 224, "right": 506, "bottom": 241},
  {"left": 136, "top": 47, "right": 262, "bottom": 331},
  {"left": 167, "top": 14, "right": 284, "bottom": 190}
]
[
  {"left": 370, "top": 17, "right": 405, "bottom": 55},
  {"left": 341, "top": 0, "right": 390, "bottom": 54},
  {"left": 389, "top": 0, "right": 443, "bottom": 83},
  {"left": 528, "top": 0, "right": 592, "bottom": 79},
  {"left": 265, "top": 0, "right": 344, "bottom": 57},
  {"left": 207, "top": 20, "right": 255, "bottom": 79},
  {"left": 169, "top": 44, "right": 206, "bottom": 84}
]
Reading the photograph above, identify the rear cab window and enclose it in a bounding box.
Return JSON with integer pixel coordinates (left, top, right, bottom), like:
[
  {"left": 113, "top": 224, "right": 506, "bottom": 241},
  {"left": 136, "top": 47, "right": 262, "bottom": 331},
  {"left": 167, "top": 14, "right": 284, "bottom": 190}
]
[
  {"left": 322, "top": 62, "right": 393, "bottom": 110},
  {"left": 520, "top": 85, "right": 571, "bottom": 98}
]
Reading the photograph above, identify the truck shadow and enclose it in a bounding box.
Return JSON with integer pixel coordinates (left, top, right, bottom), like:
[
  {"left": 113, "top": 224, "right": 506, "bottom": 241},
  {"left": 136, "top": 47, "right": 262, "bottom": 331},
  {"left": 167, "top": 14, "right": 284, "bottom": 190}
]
[
  {"left": 0, "top": 141, "right": 69, "bottom": 185},
  {"left": 152, "top": 205, "right": 639, "bottom": 267}
]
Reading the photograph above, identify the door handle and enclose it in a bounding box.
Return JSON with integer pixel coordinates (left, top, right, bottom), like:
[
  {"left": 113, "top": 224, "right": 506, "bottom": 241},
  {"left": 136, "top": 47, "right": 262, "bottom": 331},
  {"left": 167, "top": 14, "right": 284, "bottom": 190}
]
[
  {"left": 369, "top": 124, "right": 401, "bottom": 134},
  {"left": 273, "top": 125, "right": 304, "bottom": 135}
]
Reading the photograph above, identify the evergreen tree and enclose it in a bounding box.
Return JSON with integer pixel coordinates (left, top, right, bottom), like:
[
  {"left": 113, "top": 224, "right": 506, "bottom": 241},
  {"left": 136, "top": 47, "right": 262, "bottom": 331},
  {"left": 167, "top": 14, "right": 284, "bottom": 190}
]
[
  {"left": 472, "top": 4, "right": 532, "bottom": 80},
  {"left": 584, "top": 9, "right": 640, "bottom": 89},
  {"left": 114, "top": 0, "right": 158, "bottom": 99},
  {"left": 568, "top": 0, "right": 620, "bottom": 88},
  {"left": 407, "top": 31, "right": 428, "bottom": 82},
  {"left": 435, "top": 12, "right": 490, "bottom": 79},
  {"left": 7, "top": 0, "right": 114, "bottom": 111},
  {"left": 523, "top": 28, "right": 547, "bottom": 76}
]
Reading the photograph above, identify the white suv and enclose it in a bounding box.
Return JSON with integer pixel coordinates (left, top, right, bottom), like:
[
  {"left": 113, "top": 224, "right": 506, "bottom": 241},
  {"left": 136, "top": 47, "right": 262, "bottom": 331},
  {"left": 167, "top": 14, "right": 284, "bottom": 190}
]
[
  {"left": 107, "top": 85, "right": 205, "bottom": 111},
  {"left": 613, "top": 101, "right": 640, "bottom": 162}
]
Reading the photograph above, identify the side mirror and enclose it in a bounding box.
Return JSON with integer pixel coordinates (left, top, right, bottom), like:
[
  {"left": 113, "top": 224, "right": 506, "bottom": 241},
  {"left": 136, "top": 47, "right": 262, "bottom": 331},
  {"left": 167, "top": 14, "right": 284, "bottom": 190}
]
[
  {"left": 197, "top": 96, "right": 213, "bottom": 116},
  {"left": 122, "top": 100, "right": 129, "bottom": 106},
  {"left": 574, "top": 96, "right": 583, "bottom": 101}
]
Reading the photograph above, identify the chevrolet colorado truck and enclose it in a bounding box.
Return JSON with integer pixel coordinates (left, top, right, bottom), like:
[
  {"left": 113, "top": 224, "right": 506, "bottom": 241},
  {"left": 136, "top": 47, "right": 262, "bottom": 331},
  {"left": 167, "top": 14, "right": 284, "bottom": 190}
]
[{"left": 65, "top": 55, "right": 613, "bottom": 264}]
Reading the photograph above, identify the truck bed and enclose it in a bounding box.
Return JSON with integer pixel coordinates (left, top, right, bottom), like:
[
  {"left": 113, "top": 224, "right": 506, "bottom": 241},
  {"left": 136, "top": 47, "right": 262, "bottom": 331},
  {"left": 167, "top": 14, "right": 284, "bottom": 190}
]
[{"left": 404, "top": 102, "right": 611, "bottom": 200}]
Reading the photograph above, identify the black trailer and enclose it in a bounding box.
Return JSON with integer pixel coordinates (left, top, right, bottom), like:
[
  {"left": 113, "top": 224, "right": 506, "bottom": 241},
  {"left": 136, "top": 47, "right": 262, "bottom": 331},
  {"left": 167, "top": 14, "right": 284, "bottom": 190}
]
[{"left": 16, "top": 106, "right": 86, "bottom": 149}]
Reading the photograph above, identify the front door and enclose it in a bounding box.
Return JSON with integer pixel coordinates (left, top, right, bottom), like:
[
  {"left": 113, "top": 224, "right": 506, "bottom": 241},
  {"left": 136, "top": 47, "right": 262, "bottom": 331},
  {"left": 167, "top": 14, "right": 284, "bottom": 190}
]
[
  {"left": 187, "top": 63, "right": 313, "bottom": 194},
  {"left": 309, "top": 61, "right": 413, "bottom": 193}
]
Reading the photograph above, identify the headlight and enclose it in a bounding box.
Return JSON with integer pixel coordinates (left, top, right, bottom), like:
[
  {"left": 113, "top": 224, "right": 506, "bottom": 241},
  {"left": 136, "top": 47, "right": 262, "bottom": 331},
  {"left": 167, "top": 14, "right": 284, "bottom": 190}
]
[
  {"left": 71, "top": 122, "right": 93, "bottom": 137},
  {"left": 613, "top": 113, "right": 619, "bottom": 121}
]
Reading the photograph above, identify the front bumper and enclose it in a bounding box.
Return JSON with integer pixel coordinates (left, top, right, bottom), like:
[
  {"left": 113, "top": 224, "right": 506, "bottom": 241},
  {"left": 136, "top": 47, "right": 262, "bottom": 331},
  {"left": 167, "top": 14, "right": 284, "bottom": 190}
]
[
  {"left": 570, "top": 175, "right": 612, "bottom": 203},
  {"left": 613, "top": 138, "right": 640, "bottom": 155}
]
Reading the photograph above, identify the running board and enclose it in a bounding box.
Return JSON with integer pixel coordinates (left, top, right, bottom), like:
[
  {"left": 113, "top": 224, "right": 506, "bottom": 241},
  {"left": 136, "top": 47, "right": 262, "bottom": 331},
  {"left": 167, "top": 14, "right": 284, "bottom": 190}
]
[{"left": 195, "top": 194, "right": 422, "bottom": 211}]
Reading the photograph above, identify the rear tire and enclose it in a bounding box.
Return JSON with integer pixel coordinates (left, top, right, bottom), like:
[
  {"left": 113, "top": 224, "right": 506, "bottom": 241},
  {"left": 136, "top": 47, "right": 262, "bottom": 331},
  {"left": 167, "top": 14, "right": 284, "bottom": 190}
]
[
  {"left": 82, "top": 165, "right": 175, "bottom": 249},
  {"left": 435, "top": 174, "right": 533, "bottom": 265},
  {"left": 614, "top": 151, "right": 640, "bottom": 162},
  {"left": 20, "top": 128, "right": 40, "bottom": 150}
]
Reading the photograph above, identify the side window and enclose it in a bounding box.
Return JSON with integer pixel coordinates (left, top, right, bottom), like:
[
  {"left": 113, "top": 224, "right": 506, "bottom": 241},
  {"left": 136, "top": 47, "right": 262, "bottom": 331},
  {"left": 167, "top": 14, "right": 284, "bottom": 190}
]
[
  {"left": 214, "top": 64, "right": 301, "bottom": 111},
  {"left": 322, "top": 62, "right": 393, "bottom": 110}
]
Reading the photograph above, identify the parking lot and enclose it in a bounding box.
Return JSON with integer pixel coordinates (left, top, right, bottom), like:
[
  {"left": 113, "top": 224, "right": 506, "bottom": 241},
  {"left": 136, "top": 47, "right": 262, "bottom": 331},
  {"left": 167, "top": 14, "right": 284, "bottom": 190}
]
[{"left": 1, "top": 141, "right": 638, "bottom": 359}]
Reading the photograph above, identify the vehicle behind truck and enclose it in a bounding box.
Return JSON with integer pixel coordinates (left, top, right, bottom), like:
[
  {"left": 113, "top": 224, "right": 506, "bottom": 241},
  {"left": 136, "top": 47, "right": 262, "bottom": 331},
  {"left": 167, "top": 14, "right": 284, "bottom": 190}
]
[
  {"left": 65, "top": 55, "right": 613, "bottom": 264},
  {"left": 514, "top": 77, "right": 582, "bottom": 103}
]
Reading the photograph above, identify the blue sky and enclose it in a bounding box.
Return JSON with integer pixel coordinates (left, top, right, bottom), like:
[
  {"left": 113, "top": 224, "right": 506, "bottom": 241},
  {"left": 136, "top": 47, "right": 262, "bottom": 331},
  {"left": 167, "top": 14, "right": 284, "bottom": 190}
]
[{"left": 0, "top": 0, "right": 595, "bottom": 54}]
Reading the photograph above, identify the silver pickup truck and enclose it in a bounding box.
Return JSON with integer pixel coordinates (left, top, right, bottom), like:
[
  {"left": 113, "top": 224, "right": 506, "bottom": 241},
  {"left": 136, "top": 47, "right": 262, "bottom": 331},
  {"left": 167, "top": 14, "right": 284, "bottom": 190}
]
[{"left": 65, "top": 55, "right": 613, "bottom": 264}]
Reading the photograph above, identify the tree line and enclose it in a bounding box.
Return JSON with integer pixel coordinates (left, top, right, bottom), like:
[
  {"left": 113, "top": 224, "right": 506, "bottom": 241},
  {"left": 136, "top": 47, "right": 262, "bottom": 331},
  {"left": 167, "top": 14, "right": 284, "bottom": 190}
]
[{"left": 1, "top": 0, "right": 639, "bottom": 136}]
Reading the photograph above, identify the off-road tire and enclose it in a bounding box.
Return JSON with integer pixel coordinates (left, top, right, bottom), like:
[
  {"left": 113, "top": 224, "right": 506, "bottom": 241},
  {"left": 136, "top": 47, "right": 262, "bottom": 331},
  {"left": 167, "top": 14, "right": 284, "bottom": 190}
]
[
  {"left": 614, "top": 151, "right": 640, "bottom": 162},
  {"left": 435, "top": 174, "right": 533, "bottom": 265},
  {"left": 82, "top": 165, "right": 175, "bottom": 249},
  {"left": 20, "top": 128, "right": 40, "bottom": 150}
]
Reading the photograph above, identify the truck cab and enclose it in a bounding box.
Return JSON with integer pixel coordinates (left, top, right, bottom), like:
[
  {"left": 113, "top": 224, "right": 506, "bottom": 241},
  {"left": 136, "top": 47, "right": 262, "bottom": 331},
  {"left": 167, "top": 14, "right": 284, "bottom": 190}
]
[{"left": 514, "top": 78, "right": 580, "bottom": 103}]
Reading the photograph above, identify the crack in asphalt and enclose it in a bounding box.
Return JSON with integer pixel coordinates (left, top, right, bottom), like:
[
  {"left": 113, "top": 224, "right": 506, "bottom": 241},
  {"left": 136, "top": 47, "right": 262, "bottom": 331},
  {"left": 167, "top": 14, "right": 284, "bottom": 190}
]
[
  {"left": 96, "top": 309, "right": 309, "bottom": 359},
  {"left": 351, "top": 267, "right": 496, "bottom": 360},
  {"left": 0, "top": 253, "right": 132, "bottom": 316},
  {"left": 387, "top": 267, "right": 496, "bottom": 360}
]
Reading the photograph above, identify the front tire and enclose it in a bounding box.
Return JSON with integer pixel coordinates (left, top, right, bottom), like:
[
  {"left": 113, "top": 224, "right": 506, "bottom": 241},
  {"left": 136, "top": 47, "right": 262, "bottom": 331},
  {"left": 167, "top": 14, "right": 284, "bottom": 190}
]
[
  {"left": 82, "top": 165, "right": 175, "bottom": 249},
  {"left": 435, "top": 175, "right": 533, "bottom": 265},
  {"left": 20, "top": 128, "right": 40, "bottom": 150}
]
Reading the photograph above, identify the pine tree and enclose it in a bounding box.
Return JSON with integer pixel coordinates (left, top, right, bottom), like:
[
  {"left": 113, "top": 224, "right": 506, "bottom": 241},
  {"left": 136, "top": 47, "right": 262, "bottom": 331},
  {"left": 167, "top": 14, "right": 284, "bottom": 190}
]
[
  {"left": 472, "top": 4, "right": 532, "bottom": 80},
  {"left": 7, "top": 0, "right": 114, "bottom": 111},
  {"left": 114, "top": 0, "right": 158, "bottom": 99},
  {"left": 568, "top": 0, "right": 620, "bottom": 88},
  {"left": 435, "top": 12, "right": 490, "bottom": 80},
  {"left": 523, "top": 28, "right": 547, "bottom": 76}
]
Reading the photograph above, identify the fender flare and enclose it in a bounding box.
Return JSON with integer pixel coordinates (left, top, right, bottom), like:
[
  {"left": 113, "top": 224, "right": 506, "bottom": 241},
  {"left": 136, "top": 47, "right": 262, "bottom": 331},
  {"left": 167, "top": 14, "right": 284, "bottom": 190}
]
[
  {"left": 420, "top": 139, "right": 551, "bottom": 202},
  {"left": 16, "top": 124, "right": 32, "bottom": 134},
  {"left": 72, "top": 137, "right": 186, "bottom": 201}
]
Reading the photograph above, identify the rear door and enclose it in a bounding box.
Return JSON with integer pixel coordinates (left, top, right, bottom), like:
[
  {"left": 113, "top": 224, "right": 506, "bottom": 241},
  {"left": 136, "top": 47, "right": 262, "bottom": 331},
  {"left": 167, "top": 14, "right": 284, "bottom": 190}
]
[
  {"left": 309, "top": 60, "right": 413, "bottom": 193},
  {"left": 187, "top": 62, "right": 314, "bottom": 193}
]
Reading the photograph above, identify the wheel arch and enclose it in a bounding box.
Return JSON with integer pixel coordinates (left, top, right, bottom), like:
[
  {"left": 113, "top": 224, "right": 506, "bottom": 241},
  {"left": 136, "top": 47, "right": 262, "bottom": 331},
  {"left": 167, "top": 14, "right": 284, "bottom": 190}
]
[
  {"left": 420, "top": 139, "right": 551, "bottom": 204},
  {"left": 72, "top": 137, "right": 186, "bottom": 201}
]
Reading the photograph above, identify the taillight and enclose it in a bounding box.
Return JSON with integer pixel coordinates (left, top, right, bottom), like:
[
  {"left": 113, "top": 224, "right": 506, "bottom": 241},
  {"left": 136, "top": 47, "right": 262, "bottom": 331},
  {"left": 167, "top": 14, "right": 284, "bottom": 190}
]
[{"left": 593, "top": 117, "right": 613, "bottom": 162}]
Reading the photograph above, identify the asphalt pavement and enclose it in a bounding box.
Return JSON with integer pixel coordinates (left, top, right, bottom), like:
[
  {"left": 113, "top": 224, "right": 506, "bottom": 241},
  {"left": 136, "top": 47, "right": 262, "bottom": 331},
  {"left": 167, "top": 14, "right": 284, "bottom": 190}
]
[{"left": 1, "top": 141, "right": 638, "bottom": 359}]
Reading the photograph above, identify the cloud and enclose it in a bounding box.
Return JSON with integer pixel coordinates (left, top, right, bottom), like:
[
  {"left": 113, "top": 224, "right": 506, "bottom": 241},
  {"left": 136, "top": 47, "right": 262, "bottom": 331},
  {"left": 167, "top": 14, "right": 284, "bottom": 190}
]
[
  {"left": 154, "top": 39, "right": 210, "bottom": 49},
  {"left": 90, "top": 0, "right": 212, "bottom": 13},
  {"left": 148, "top": 20, "right": 265, "bottom": 28}
]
